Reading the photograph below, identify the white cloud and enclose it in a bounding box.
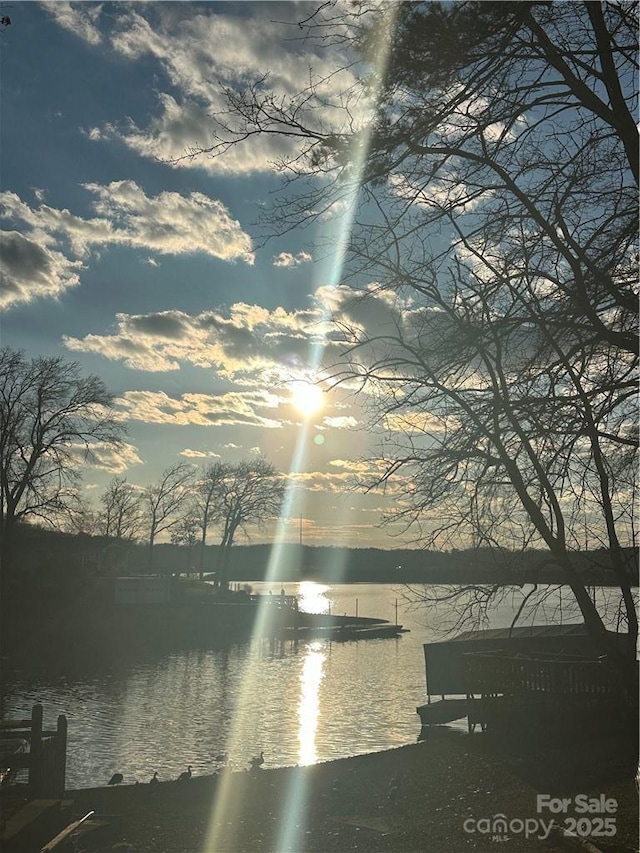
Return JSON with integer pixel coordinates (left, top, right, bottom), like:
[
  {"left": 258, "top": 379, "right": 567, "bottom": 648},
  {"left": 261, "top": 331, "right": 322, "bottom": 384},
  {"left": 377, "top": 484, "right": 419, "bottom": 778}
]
[
  {"left": 74, "top": 4, "right": 360, "bottom": 175},
  {"left": 0, "top": 184, "right": 254, "bottom": 308},
  {"left": 0, "top": 230, "right": 82, "bottom": 309},
  {"left": 0, "top": 184, "right": 253, "bottom": 265},
  {"left": 90, "top": 93, "right": 302, "bottom": 177},
  {"left": 68, "top": 440, "right": 143, "bottom": 474},
  {"left": 87, "top": 181, "right": 254, "bottom": 262},
  {"left": 273, "top": 251, "right": 313, "bottom": 268},
  {"left": 115, "top": 389, "right": 285, "bottom": 430},
  {"left": 41, "top": 1, "right": 103, "bottom": 46},
  {"left": 322, "top": 415, "right": 358, "bottom": 429},
  {"left": 63, "top": 302, "right": 330, "bottom": 381},
  {"left": 285, "top": 470, "right": 355, "bottom": 493},
  {"left": 179, "top": 448, "right": 221, "bottom": 459}
]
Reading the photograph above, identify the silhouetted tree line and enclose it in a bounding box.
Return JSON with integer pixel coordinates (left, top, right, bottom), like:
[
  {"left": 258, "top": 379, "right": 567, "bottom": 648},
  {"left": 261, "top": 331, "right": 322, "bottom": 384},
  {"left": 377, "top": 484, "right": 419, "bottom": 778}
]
[
  {"left": 4, "top": 522, "right": 634, "bottom": 592},
  {"left": 0, "top": 347, "right": 285, "bottom": 590}
]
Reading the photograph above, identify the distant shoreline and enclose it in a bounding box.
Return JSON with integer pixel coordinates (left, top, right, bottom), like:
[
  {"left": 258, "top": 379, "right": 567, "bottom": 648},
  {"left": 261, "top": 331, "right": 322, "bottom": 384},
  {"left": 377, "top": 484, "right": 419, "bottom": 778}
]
[{"left": 6, "top": 523, "right": 637, "bottom": 588}]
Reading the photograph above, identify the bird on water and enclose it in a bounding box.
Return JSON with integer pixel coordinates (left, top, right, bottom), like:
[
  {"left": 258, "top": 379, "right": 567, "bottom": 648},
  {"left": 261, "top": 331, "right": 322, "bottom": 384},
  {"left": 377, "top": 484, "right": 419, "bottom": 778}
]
[
  {"left": 108, "top": 773, "right": 123, "bottom": 786},
  {"left": 178, "top": 765, "right": 192, "bottom": 781},
  {"left": 150, "top": 771, "right": 159, "bottom": 784},
  {"left": 249, "top": 752, "right": 264, "bottom": 771}
]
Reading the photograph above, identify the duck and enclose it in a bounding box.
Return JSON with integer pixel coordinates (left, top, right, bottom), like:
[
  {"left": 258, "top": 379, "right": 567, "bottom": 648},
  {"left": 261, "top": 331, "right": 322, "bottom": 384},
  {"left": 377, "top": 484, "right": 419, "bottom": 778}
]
[
  {"left": 177, "top": 765, "right": 192, "bottom": 781},
  {"left": 249, "top": 751, "right": 264, "bottom": 771},
  {"left": 150, "top": 771, "right": 159, "bottom": 785},
  {"left": 108, "top": 772, "right": 123, "bottom": 786}
]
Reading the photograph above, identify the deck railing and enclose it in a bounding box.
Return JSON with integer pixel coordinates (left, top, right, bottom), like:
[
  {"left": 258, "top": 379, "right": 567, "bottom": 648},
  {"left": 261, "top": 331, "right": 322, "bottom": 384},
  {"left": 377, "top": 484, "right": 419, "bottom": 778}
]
[
  {"left": 0, "top": 704, "right": 67, "bottom": 797},
  {"left": 462, "top": 651, "right": 619, "bottom": 696}
]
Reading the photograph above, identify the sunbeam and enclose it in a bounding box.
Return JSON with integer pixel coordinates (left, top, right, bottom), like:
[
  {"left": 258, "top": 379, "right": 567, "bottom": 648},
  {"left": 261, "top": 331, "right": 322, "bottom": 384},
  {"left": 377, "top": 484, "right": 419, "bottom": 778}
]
[
  {"left": 273, "top": 642, "right": 326, "bottom": 852},
  {"left": 204, "top": 7, "right": 398, "bottom": 850}
]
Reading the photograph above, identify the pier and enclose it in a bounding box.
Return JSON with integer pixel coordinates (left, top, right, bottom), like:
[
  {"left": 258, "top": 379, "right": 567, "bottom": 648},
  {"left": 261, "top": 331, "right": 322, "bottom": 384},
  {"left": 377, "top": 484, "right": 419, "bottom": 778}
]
[{"left": 416, "top": 625, "right": 632, "bottom": 735}]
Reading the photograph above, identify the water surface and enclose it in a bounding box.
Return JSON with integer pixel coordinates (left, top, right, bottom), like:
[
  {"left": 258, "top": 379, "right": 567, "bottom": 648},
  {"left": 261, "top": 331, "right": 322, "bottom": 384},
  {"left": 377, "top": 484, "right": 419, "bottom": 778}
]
[{"left": 2, "top": 582, "right": 623, "bottom": 788}]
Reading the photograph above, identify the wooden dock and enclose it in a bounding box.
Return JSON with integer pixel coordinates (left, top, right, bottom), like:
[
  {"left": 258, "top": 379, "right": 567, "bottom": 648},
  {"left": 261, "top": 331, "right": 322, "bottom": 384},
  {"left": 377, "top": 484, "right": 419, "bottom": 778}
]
[
  {"left": 416, "top": 698, "right": 469, "bottom": 725},
  {"left": 286, "top": 618, "right": 406, "bottom": 641},
  {"left": 0, "top": 705, "right": 67, "bottom": 798},
  {"left": 417, "top": 627, "right": 632, "bottom": 736}
]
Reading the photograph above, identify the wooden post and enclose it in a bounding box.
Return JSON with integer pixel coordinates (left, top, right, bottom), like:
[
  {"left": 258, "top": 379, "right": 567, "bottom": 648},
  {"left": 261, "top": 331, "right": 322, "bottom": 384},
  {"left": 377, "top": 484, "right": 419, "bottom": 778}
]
[
  {"left": 395, "top": 598, "right": 398, "bottom": 626},
  {"left": 355, "top": 598, "right": 358, "bottom": 618},
  {"left": 29, "top": 703, "right": 43, "bottom": 796},
  {"left": 55, "top": 714, "right": 67, "bottom": 796}
]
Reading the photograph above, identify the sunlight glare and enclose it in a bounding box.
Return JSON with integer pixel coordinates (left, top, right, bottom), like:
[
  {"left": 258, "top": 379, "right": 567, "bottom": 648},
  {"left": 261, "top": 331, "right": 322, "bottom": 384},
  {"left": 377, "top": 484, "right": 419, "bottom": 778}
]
[
  {"left": 298, "top": 642, "right": 325, "bottom": 766},
  {"left": 291, "top": 381, "right": 324, "bottom": 418},
  {"left": 298, "top": 581, "right": 331, "bottom": 615}
]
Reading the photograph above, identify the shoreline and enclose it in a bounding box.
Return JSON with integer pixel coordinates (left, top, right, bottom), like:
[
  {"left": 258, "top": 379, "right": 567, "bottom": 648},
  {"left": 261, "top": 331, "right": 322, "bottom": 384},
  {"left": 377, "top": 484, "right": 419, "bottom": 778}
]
[{"left": 63, "top": 731, "right": 638, "bottom": 853}]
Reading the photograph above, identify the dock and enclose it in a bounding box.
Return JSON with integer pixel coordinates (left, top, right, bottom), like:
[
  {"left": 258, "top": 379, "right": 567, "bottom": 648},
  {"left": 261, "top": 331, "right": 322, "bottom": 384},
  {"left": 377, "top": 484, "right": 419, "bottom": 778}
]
[
  {"left": 416, "top": 698, "right": 469, "bottom": 725},
  {"left": 416, "top": 625, "right": 632, "bottom": 736},
  {"left": 290, "top": 619, "right": 407, "bottom": 641}
]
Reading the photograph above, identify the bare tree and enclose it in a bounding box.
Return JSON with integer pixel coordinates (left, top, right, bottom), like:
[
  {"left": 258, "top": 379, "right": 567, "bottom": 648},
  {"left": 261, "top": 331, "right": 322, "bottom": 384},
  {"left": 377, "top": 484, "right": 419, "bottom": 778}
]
[
  {"left": 100, "top": 476, "right": 143, "bottom": 541},
  {"left": 0, "top": 347, "right": 124, "bottom": 578},
  {"left": 170, "top": 512, "right": 200, "bottom": 572},
  {"left": 184, "top": 2, "right": 638, "bottom": 674},
  {"left": 216, "top": 457, "right": 285, "bottom": 584},
  {"left": 143, "top": 464, "right": 195, "bottom": 569},
  {"left": 192, "top": 461, "right": 231, "bottom": 577},
  {"left": 62, "top": 500, "right": 101, "bottom": 536}
]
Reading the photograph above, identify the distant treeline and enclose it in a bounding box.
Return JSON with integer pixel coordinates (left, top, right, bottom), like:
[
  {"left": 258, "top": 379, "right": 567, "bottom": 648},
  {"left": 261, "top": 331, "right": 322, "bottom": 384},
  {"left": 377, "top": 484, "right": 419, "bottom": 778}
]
[{"left": 7, "top": 523, "right": 636, "bottom": 591}]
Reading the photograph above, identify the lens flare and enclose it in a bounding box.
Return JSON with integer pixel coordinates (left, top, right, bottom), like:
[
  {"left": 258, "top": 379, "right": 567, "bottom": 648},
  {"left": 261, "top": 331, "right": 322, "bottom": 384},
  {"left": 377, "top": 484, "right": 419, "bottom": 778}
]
[{"left": 205, "top": 7, "right": 399, "bottom": 851}]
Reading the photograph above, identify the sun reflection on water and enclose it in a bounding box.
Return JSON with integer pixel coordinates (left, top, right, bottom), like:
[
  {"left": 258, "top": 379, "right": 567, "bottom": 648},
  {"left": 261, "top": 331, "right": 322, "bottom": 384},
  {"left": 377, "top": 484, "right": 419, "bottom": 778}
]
[
  {"left": 298, "top": 642, "right": 325, "bottom": 766},
  {"left": 297, "top": 581, "right": 331, "bottom": 615}
]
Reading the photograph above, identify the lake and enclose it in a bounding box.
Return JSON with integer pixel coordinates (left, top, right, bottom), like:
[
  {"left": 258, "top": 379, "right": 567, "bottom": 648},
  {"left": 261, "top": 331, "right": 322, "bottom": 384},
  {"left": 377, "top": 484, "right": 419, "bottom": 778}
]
[{"left": 1, "top": 582, "right": 627, "bottom": 789}]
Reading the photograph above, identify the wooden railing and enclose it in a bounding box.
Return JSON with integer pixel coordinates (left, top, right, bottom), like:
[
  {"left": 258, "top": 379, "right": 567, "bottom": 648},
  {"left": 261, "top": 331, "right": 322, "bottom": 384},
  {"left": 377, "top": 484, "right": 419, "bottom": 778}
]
[
  {"left": 463, "top": 651, "right": 619, "bottom": 696},
  {"left": 0, "top": 704, "right": 67, "bottom": 798},
  {"left": 250, "top": 594, "right": 299, "bottom": 610}
]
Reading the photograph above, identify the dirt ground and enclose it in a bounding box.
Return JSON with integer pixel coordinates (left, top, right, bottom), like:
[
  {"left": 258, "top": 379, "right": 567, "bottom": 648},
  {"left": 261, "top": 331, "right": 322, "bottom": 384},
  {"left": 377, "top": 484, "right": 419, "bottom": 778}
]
[{"left": 63, "top": 729, "right": 638, "bottom": 853}]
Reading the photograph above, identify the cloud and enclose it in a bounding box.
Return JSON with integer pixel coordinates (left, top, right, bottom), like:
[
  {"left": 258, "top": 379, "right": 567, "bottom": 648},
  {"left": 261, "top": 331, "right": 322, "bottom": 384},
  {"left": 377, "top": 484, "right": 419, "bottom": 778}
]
[
  {"left": 322, "top": 415, "right": 358, "bottom": 429},
  {"left": 0, "top": 184, "right": 254, "bottom": 308},
  {"left": 285, "top": 464, "right": 407, "bottom": 497},
  {"left": 285, "top": 470, "right": 356, "bottom": 494},
  {"left": 0, "top": 183, "right": 254, "bottom": 264},
  {"left": 72, "top": 4, "right": 360, "bottom": 174},
  {"left": 0, "top": 230, "right": 82, "bottom": 309},
  {"left": 326, "top": 458, "right": 410, "bottom": 496},
  {"left": 179, "top": 448, "right": 221, "bottom": 459},
  {"left": 90, "top": 94, "right": 301, "bottom": 177},
  {"left": 115, "top": 389, "right": 285, "bottom": 429},
  {"left": 68, "top": 440, "right": 143, "bottom": 474},
  {"left": 64, "top": 283, "right": 411, "bottom": 383},
  {"left": 273, "top": 251, "right": 312, "bottom": 268},
  {"left": 63, "top": 302, "right": 331, "bottom": 381},
  {"left": 60, "top": 284, "right": 432, "bottom": 412},
  {"left": 41, "top": 1, "right": 103, "bottom": 46}
]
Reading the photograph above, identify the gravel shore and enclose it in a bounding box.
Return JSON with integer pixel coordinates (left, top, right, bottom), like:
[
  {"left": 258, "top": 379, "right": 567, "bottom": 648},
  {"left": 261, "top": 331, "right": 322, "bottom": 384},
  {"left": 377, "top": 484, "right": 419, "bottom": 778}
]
[{"left": 67, "top": 730, "right": 638, "bottom": 853}]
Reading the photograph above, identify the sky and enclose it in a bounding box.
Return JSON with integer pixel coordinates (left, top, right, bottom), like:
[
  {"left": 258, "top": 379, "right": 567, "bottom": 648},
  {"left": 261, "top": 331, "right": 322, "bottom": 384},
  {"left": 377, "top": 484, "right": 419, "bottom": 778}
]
[{"left": 0, "top": 1, "right": 412, "bottom": 549}]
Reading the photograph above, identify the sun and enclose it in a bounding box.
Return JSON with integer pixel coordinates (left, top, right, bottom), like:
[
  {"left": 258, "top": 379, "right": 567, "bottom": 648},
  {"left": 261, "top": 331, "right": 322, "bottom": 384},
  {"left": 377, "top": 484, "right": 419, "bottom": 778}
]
[{"left": 291, "top": 381, "right": 324, "bottom": 418}]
